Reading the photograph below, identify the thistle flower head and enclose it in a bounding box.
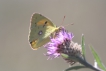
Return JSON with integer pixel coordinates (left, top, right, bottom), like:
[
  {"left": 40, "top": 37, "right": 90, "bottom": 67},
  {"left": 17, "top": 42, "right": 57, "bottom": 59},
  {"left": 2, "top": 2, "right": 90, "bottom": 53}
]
[{"left": 44, "top": 27, "right": 82, "bottom": 65}]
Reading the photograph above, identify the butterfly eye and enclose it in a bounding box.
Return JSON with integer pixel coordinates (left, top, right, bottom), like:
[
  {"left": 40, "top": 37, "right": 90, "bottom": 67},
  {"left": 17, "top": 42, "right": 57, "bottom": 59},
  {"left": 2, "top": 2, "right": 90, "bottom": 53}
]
[{"left": 38, "top": 30, "right": 43, "bottom": 35}]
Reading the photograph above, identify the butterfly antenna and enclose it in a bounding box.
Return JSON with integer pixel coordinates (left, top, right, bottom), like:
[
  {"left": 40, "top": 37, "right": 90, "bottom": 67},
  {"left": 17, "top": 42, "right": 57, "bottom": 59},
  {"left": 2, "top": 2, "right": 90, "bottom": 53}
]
[
  {"left": 61, "top": 16, "right": 74, "bottom": 27},
  {"left": 64, "top": 23, "right": 74, "bottom": 28},
  {"left": 62, "top": 16, "right": 65, "bottom": 25}
]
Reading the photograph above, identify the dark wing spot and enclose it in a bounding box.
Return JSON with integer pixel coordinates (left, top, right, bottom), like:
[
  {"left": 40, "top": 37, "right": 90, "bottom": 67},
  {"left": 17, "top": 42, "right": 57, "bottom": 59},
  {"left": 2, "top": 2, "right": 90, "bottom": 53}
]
[
  {"left": 45, "top": 21, "right": 47, "bottom": 24},
  {"left": 30, "top": 42, "right": 32, "bottom": 44},
  {"left": 43, "top": 21, "right": 47, "bottom": 28},
  {"left": 38, "top": 30, "right": 43, "bottom": 35}
]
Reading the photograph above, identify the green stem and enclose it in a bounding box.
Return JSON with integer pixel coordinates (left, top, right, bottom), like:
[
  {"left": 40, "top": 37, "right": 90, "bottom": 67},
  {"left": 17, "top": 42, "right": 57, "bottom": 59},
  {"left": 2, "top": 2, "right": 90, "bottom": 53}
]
[{"left": 77, "top": 56, "right": 103, "bottom": 71}]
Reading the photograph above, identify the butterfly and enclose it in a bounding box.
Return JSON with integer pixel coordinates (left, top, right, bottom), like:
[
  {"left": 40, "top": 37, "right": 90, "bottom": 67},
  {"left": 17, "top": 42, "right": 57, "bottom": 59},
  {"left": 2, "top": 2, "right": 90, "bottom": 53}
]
[{"left": 28, "top": 13, "right": 61, "bottom": 50}]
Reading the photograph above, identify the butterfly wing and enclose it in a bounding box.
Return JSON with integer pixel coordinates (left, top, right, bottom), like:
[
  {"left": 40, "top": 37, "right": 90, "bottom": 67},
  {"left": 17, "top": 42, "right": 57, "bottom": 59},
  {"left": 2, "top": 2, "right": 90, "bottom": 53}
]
[{"left": 28, "top": 13, "right": 59, "bottom": 50}]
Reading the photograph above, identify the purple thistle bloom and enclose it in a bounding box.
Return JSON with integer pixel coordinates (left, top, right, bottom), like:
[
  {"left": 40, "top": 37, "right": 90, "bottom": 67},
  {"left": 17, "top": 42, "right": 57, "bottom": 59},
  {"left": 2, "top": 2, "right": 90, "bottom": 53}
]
[{"left": 44, "top": 27, "right": 74, "bottom": 59}]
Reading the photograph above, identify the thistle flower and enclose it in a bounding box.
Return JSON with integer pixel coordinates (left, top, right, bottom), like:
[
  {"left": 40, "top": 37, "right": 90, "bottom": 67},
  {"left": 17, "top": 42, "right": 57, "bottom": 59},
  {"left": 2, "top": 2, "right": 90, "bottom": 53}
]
[
  {"left": 43, "top": 27, "right": 104, "bottom": 71},
  {"left": 44, "top": 27, "right": 82, "bottom": 65}
]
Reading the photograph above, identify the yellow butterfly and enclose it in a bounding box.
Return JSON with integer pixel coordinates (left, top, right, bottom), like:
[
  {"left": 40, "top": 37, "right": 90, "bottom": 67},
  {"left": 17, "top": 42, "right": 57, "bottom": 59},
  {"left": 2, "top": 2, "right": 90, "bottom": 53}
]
[{"left": 28, "top": 13, "right": 60, "bottom": 50}]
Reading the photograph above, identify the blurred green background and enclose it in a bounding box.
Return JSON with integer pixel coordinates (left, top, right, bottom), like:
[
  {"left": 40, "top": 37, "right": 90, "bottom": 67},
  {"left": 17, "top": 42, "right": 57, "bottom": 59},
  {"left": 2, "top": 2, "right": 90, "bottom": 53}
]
[{"left": 0, "top": 0, "right": 106, "bottom": 71}]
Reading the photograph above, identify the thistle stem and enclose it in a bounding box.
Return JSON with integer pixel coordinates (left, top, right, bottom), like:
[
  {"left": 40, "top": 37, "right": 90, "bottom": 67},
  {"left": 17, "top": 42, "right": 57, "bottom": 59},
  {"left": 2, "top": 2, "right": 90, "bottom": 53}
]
[{"left": 77, "top": 56, "right": 103, "bottom": 71}]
